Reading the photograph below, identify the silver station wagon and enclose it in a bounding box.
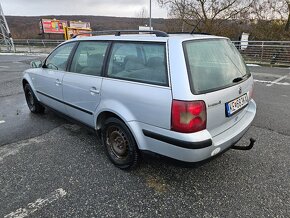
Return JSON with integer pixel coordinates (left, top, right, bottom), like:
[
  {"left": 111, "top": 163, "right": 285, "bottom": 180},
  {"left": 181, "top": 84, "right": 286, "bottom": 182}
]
[{"left": 23, "top": 30, "right": 256, "bottom": 169}]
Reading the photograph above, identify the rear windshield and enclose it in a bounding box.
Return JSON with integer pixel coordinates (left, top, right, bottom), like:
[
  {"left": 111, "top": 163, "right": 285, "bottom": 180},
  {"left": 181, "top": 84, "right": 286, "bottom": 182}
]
[{"left": 183, "top": 39, "right": 250, "bottom": 94}]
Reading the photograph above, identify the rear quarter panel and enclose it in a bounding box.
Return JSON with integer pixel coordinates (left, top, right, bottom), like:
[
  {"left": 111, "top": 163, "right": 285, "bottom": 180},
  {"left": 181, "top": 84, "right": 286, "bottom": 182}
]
[
  {"left": 168, "top": 38, "right": 194, "bottom": 100},
  {"left": 97, "top": 78, "right": 172, "bottom": 129}
]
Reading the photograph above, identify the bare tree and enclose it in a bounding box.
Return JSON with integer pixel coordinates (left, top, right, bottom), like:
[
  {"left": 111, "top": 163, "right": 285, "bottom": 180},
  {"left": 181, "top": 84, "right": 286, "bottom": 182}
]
[
  {"left": 157, "top": 0, "right": 254, "bottom": 32},
  {"left": 250, "top": 0, "right": 286, "bottom": 20},
  {"left": 250, "top": 0, "right": 290, "bottom": 31},
  {"left": 285, "top": 0, "right": 290, "bottom": 31},
  {"left": 135, "top": 7, "right": 149, "bottom": 27}
]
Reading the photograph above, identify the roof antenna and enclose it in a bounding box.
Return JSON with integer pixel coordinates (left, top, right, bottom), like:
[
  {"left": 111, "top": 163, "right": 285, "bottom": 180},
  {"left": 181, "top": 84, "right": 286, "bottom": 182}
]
[{"left": 190, "top": 19, "right": 202, "bottom": 34}]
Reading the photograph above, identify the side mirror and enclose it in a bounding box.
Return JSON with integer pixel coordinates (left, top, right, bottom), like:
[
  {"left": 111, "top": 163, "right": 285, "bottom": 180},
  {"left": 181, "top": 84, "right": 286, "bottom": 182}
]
[{"left": 30, "top": 60, "right": 43, "bottom": 68}]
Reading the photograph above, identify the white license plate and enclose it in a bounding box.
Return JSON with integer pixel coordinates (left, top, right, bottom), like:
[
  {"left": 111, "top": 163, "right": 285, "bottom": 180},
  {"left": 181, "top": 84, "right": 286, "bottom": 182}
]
[{"left": 225, "top": 93, "right": 249, "bottom": 117}]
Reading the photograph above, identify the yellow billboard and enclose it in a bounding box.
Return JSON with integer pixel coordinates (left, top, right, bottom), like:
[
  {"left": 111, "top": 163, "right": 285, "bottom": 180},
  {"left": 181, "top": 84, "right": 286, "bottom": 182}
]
[{"left": 64, "top": 27, "right": 92, "bottom": 40}]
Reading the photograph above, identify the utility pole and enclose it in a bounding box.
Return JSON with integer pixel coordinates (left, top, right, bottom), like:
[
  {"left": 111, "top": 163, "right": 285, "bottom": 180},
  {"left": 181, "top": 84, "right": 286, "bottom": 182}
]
[
  {"left": 0, "top": 3, "right": 14, "bottom": 52},
  {"left": 149, "top": 0, "right": 152, "bottom": 30}
]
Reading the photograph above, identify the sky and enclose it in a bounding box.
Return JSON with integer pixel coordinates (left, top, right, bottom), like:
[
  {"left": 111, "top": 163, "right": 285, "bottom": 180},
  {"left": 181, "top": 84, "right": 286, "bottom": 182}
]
[{"left": 1, "top": 0, "right": 168, "bottom": 18}]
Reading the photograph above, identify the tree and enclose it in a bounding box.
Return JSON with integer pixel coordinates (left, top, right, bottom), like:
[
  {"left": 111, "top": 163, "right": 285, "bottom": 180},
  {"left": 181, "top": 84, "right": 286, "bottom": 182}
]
[
  {"left": 251, "top": 0, "right": 286, "bottom": 20},
  {"left": 245, "top": 0, "right": 290, "bottom": 40},
  {"left": 285, "top": 0, "right": 290, "bottom": 31},
  {"left": 250, "top": 0, "right": 290, "bottom": 31},
  {"left": 135, "top": 7, "right": 149, "bottom": 27},
  {"left": 157, "top": 0, "right": 254, "bottom": 33}
]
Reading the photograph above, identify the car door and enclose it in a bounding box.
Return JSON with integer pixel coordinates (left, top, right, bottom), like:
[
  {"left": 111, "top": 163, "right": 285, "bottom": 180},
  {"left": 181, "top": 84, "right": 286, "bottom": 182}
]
[
  {"left": 34, "top": 42, "right": 77, "bottom": 113},
  {"left": 62, "top": 41, "right": 110, "bottom": 127}
]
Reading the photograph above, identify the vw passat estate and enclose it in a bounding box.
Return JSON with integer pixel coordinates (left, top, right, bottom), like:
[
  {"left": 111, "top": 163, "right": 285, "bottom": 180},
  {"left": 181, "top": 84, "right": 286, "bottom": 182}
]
[{"left": 23, "top": 30, "right": 256, "bottom": 169}]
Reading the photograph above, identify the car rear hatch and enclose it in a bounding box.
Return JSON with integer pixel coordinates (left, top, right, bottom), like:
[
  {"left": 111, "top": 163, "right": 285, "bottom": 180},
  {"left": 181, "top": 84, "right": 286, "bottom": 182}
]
[{"left": 183, "top": 38, "right": 254, "bottom": 137}]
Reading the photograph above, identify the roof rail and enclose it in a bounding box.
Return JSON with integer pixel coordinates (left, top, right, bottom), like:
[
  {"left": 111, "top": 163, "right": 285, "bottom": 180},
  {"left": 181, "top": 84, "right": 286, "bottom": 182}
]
[
  {"left": 168, "top": 31, "right": 212, "bottom": 35},
  {"left": 73, "top": 30, "right": 169, "bottom": 38},
  {"left": 167, "top": 32, "right": 191, "bottom": 34},
  {"left": 192, "top": 32, "right": 212, "bottom": 35}
]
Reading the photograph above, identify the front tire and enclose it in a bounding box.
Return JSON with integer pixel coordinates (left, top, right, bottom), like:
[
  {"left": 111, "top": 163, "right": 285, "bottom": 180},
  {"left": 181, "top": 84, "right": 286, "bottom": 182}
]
[
  {"left": 101, "top": 117, "right": 140, "bottom": 170},
  {"left": 24, "top": 83, "right": 45, "bottom": 114}
]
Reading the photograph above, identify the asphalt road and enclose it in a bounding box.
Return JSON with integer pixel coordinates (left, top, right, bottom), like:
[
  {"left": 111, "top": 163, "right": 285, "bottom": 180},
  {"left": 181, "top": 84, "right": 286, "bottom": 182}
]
[{"left": 0, "top": 55, "right": 289, "bottom": 217}]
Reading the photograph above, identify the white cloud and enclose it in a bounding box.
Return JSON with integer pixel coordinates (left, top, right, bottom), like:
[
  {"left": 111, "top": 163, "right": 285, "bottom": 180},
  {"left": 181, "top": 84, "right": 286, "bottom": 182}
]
[{"left": 1, "top": 0, "right": 168, "bottom": 18}]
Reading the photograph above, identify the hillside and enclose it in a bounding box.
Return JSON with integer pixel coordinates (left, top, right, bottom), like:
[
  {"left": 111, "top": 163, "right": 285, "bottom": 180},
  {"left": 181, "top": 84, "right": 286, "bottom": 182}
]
[
  {"left": 6, "top": 15, "right": 168, "bottom": 39},
  {"left": 6, "top": 15, "right": 288, "bottom": 41}
]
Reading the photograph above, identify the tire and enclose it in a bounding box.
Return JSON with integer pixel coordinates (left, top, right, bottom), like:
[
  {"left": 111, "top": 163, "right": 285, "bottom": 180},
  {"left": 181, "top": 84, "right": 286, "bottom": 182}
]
[
  {"left": 101, "top": 117, "right": 140, "bottom": 170},
  {"left": 24, "top": 83, "right": 45, "bottom": 114}
]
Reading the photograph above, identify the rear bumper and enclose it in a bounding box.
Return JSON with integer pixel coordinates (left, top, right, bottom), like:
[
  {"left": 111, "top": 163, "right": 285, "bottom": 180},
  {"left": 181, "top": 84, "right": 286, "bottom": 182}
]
[
  {"left": 129, "top": 99, "right": 256, "bottom": 162},
  {"left": 142, "top": 129, "right": 212, "bottom": 149}
]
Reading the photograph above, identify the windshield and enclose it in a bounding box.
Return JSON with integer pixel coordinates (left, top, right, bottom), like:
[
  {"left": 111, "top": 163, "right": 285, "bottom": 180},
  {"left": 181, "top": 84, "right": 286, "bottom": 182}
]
[{"left": 183, "top": 39, "right": 250, "bottom": 94}]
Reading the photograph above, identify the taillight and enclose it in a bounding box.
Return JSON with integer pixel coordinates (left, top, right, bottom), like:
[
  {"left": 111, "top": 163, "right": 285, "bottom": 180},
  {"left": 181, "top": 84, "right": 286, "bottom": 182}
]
[{"left": 171, "top": 100, "right": 207, "bottom": 133}]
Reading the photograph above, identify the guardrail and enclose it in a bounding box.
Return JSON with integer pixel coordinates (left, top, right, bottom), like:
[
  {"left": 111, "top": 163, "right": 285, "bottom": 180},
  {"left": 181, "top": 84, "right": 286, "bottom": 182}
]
[
  {"left": 0, "top": 39, "right": 64, "bottom": 53},
  {"left": 232, "top": 41, "right": 290, "bottom": 67},
  {"left": 1, "top": 39, "right": 290, "bottom": 67}
]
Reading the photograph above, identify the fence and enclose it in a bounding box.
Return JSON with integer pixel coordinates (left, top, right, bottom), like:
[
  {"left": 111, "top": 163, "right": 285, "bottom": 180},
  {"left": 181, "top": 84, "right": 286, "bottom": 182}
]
[
  {"left": 0, "top": 39, "right": 64, "bottom": 53},
  {"left": 1, "top": 39, "right": 290, "bottom": 67},
  {"left": 232, "top": 41, "right": 290, "bottom": 67}
]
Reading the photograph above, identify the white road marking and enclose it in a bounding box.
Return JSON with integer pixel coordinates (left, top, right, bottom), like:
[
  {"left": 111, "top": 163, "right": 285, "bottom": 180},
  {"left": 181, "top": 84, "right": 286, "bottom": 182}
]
[
  {"left": 4, "top": 188, "right": 67, "bottom": 218},
  {"left": 252, "top": 72, "right": 284, "bottom": 79},
  {"left": 0, "top": 120, "right": 5, "bottom": 124},
  {"left": 0, "top": 66, "right": 9, "bottom": 68},
  {"left": 254, "top": 79, "right": 290, "bottom": 86},
  {"left": 266, "top": 75, "right": 288, "bottom": 87},
  {"left": 0, "top": 52, "right": 48, "bottom": 57},
  {"left": 0, "top": 137, "right": 45, "bottom": 163},
  {"left": 247, "top": 64, "right": 261, "bottom": 67}
]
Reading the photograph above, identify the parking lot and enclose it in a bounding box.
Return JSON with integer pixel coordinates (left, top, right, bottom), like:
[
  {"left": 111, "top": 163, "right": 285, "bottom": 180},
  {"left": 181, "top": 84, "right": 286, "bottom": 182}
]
[{"left": 0, "top": 55, "right": 289, "bottom": 217}]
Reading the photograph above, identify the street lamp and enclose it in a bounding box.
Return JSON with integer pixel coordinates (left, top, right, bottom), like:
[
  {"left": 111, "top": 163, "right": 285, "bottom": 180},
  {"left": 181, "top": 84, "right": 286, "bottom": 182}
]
[{"left": 149, "top": 0, "right": 152, "bottom": 30}]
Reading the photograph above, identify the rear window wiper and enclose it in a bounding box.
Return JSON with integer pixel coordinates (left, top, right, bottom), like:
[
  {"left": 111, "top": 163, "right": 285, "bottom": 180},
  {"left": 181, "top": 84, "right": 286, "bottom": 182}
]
[
  {"left": 233, "top": 77, "right": 243, "bottom": 83},
  {"left": 233, "top": 74, "right": 248, "bottom": 83}
]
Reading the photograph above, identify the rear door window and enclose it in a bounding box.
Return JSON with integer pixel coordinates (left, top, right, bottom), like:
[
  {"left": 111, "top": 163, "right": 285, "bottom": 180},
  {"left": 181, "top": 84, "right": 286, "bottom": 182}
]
[
  {"left": 183, "top": 39, "right": 250, "bottom": 94},
  {"left": 70, "top": 41, "right": 109, "bottom": 76},
  {"left": 107, "top": 42, "right": 168, "bottom": 86}
]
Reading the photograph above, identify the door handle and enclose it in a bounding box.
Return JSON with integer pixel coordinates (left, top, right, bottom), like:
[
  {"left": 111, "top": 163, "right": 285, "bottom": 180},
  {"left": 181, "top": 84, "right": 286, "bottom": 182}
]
[
  {"left": 89, "top": 87, "right": 100, "bottom": 95},
  {"left": 55, "top": 79, "right": 62, "bottom": 86}
]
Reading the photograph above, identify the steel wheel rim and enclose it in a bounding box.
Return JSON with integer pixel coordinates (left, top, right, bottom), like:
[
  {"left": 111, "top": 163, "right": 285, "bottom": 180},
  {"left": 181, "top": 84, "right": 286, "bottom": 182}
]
[{"left": 106, "top": 126, "right": 129, "bottom": 160}]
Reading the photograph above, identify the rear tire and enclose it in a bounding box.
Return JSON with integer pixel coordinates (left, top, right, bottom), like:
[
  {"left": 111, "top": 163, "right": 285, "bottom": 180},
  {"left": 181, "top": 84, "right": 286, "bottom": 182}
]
[
  {"left": 24, "top": 83, "right": 45, "bottom": 114},
  {"left": 101, "top": 117, "right": 140, "bottom": 170}
]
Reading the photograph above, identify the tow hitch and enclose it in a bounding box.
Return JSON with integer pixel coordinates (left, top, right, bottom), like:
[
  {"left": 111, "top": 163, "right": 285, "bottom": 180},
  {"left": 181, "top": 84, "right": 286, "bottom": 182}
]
[{"left": 231, "top": 138, "right": 256, "bottom": 150}]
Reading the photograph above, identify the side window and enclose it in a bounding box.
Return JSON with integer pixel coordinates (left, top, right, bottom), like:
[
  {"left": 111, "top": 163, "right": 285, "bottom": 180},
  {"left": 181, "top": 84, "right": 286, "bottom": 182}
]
[
  {"left": 45, "top": 42, "right": 76, "bottom": 71},
  {"left": 70, "top": 41, "right": 109, "bottom": 76},
  {"left": 107, "top": 42, "right": 168, "bottom": 86}
]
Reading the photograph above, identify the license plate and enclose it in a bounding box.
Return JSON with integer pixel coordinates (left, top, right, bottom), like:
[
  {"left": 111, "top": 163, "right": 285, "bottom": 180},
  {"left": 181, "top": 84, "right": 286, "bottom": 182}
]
[{"left": 225, "top": 93, "right": 249, "bottom": 117}]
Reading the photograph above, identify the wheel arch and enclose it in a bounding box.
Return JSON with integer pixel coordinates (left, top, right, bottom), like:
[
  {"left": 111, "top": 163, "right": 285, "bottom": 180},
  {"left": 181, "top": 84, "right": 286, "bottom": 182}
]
[
  {"left": 22, "top": 73, "right": 40, "bottom": 101},
  {"left": 22, "top": 79, "right": 29, "bottom": 88},
  {"left": 96, "top": 111, "right": 123, "bottom": 130},
  {"left": 95, "top": 99, "right": 137, "bottom": 130},
  {"left": 95, "top": 110, "right": 142, "bottom": 150}
]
